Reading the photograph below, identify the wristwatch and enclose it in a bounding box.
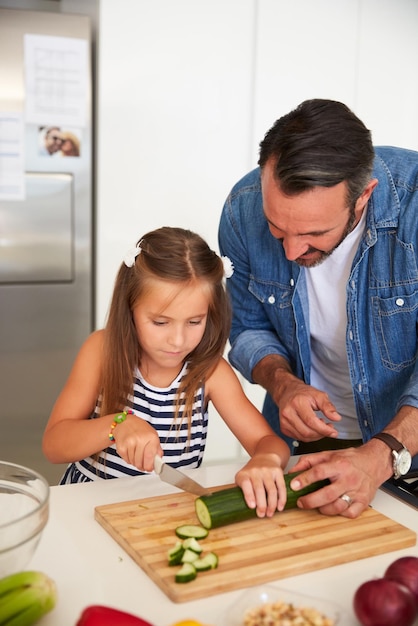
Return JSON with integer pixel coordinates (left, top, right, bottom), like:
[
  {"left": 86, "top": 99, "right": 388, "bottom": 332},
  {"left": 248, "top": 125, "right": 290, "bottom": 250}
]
[{"left": 372, "top": 432, "right": 412, "bottom": 479}]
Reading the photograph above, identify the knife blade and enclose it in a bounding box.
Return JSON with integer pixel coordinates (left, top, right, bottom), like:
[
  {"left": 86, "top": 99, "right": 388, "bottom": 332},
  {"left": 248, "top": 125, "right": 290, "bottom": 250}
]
[{"left": 154, "top": 455, "right": 212, "bottom": 496}]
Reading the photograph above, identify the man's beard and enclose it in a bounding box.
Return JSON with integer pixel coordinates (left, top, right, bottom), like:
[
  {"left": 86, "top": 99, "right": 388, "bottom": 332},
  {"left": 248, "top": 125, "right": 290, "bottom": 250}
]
[{"left": 295, "top": 208, "right": 358, "bottom": 268}]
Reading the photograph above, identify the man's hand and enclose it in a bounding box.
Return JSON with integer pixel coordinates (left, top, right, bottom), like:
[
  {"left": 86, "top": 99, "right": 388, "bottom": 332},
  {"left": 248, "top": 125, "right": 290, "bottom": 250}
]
[
  {"left": 277, "top": 376, "right": 341, "bottom": 441},
  {"left": 288, "top": 441, "right": 390, "bottom": 518},
  {"left": 252, "top": 355, "right": 341, "bottom": 441}
]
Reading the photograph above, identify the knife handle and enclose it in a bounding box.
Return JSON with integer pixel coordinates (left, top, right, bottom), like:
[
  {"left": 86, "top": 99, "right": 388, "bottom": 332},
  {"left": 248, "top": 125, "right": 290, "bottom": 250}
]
[{"left": 154, "top": 454, "right": 163, "bottom": 474}]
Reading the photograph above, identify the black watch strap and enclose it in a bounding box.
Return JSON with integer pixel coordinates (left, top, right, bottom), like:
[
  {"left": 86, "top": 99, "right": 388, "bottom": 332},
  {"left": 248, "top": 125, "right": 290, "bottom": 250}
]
[
  {"left": 372, "top": 432, "right": 412, "bottom": 479},
  {"left": 372, "top": 432, "right": 403, "bottom": 453}
]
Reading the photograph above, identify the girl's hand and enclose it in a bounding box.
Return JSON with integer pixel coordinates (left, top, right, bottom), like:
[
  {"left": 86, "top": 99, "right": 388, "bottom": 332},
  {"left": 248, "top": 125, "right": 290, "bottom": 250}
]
[
  {"left": 235, "top": 453, "right": 287, "bottom": 518},
  {"left": 112, "top": 414, "right": 163, "bottom": 472}
]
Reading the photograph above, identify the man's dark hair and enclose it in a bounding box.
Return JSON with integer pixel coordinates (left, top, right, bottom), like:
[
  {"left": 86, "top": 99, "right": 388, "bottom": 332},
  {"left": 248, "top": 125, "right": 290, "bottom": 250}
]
[
  {"left": 258, "top": 99, "right": 374, "bottom": 208},
  {"left": 45, "top": 126, "right": 61, "bottom": 137}
]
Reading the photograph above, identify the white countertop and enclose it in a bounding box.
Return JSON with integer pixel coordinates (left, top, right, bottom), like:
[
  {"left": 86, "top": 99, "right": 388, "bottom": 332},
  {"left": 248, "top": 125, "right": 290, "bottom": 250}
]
[{"left": 30, "top": 462, "right": 418, "bottom": 626}]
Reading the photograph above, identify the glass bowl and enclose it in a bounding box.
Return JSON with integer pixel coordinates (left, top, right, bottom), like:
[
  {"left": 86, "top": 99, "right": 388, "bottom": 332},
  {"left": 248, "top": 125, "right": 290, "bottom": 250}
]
[
  {"left": 219, "top": 584, "right": 350, "bottom": 625},
  {"left": 0, "top": 461, "right": 50, "bottom": 577}
]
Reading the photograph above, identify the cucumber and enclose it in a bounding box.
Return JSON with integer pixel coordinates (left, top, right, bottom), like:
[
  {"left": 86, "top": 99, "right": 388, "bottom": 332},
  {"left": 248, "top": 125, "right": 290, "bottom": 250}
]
[
  {"left": 175, "top": 562, "right": 197, "bottom": 583},
  {"left": 181, "top": 537, "right": 203, "bottom": 553},
  {"left": 195, "top": 471, "right": 330, "bottom": 529},
  {"left": 175, "top": 524, "right": 208, "bottom": 539},
  {"left": 181, "top": 548, "right": 200, "bottom": 564},
  {"left": 167, "top": 541, "right": 184, "bottom": 566},
  {"left": 194, "top": 552, "right": 218, "bottom": 572}
]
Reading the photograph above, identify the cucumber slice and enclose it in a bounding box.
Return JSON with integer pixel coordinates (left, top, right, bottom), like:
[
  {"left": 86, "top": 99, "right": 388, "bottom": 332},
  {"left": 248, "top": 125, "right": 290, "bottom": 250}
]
[
  {"left": 175, "top": 562, "right": 197, "bottom": 583},
  {"left": 194, "top": 552, "right": 218, "bottom": 571},
  {"left": 175, "top": 524, "right": 209, "bottom": 539},
  {"left": 181, "top": 537, "right": 203, "bottom": 553},
  {"left": 167, "top": 541, "right": 184, "bottom": 566},
  {"left": 181, "top": 548, "right": 200, "bottom": 564}
]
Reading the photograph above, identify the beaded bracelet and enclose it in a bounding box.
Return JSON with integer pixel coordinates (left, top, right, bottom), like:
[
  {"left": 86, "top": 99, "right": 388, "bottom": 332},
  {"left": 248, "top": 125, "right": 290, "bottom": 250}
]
[{"left": 108, "top": 409, "right": 133, "bottom": 442}]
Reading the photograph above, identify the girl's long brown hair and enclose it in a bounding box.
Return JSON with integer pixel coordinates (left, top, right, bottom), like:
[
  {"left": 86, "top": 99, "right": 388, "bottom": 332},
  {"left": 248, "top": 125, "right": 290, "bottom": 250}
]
[{"left": 100, "top": 227, "right": 231, "bottom": 434}]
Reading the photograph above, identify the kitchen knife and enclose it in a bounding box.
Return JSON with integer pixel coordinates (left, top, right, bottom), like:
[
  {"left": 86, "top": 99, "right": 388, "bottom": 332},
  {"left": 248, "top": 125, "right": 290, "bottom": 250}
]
[{"left": 154, "top": 455, "right": 212, "bottom": 496}]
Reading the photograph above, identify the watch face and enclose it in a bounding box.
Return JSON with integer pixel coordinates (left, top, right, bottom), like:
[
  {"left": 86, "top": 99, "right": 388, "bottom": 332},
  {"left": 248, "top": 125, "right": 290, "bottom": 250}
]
[{"left": 395, "top": 449, "right": 412, "bottom": 477}]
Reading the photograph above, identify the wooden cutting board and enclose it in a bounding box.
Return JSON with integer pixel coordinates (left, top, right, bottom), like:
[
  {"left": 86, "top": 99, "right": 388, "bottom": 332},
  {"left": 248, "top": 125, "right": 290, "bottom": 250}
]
[{"left": 94, "top": 485, "right": 416, "bottom": 603}]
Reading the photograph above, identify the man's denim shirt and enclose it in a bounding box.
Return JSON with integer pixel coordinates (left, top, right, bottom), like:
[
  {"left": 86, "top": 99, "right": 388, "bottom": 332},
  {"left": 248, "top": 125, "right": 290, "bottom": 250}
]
[{"left": 219, "top": 146, "right": 418, "bottom": 464}]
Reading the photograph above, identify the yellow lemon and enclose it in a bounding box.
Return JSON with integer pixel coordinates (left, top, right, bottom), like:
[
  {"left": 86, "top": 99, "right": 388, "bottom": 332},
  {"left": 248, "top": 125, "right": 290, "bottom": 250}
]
[{"left": 170, "top": 621, "right": 207, "bottom": 626}]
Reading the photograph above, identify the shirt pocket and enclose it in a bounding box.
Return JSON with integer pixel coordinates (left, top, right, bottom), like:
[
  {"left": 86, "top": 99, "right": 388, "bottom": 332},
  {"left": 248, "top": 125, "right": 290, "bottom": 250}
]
[
  {"left": 248, "top": 276, "right": 296, "bottom": 340},
  {"left": 372, "top": 291, "right": 418, "bottom": 371}
]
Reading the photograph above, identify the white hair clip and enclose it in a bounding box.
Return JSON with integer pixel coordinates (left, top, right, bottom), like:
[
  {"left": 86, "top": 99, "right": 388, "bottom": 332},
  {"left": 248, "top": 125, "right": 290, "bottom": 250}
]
[
  {"left": 221, "top": 256, "right": 234, "bottom": 279},
  {"left": 124, "top": 241, "right": 142, "bottom": 268}
]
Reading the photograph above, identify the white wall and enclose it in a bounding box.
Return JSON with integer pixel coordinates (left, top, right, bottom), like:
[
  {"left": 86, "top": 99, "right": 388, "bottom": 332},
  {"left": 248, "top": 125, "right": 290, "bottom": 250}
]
[
  {"left": 96, "top": 0, "right": 256, "bottom": 323},
  {"left": 97, "top": 0, "right": 418, "bottom": 463},
  {"left": 252, "top": 0, "right": 418, "bottom": 153}
]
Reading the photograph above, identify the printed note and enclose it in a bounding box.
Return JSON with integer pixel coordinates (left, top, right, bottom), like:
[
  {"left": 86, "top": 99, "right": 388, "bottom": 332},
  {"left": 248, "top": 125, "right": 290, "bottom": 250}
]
[
  {"left": 24, "top": 34, "right": 88, "bottom": 128},
  {"left": 0, "top": 112, "right": 25, "bottom": 200}
]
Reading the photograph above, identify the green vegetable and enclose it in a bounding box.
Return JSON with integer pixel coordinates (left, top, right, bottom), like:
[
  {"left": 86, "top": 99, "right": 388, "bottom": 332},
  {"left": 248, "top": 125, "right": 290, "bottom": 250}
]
[
  {"left": 181, "top": 537, "right": 203, "bottom": 553},
  {"left": 180, "top": 549, "right": 199, "bottom": 564},
  {"left": 0, "top": 570, "right": 57, "bottom": 626},
  {"left": 167, "top": 542, "right": 185, "bottom": 566},
  {"left": 175, "top": 524, "right": 208, "bottom": 540},
  {"left": 195, "top": 471, "right": 330, "bottom": 529},
  {"left": 193, "top": 552, "right": 218, "bottom": 572},
  {"left": 169, "top": 535, "right": 218, "bottom": 583},
  {"left": 175, "top": 563, "right": 197, "bottom": 583}
]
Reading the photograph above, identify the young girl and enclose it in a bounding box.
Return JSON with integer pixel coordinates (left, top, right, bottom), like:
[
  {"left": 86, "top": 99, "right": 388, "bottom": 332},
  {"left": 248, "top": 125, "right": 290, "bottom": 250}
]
[{"left": 43, "top": 227, "right": 290, "bottom": 517}]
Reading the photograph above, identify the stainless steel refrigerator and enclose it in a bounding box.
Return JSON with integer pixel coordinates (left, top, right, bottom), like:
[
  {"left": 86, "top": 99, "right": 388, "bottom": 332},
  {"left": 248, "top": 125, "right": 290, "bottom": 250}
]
[{"left": 0, "top": 8, "right": 93, "bottom": 484}]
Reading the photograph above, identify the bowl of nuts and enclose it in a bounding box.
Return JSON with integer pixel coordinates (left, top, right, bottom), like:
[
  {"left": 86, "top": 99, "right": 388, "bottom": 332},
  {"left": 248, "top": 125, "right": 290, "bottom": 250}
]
[{"left": 219, "top": 584, "right": 349, "bottom": 626}]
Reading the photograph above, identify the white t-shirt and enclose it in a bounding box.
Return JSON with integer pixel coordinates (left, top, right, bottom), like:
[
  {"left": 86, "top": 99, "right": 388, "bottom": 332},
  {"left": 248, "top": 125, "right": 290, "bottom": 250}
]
[{"left": 305, "top": 209, "right": 367, "bottom": 439}]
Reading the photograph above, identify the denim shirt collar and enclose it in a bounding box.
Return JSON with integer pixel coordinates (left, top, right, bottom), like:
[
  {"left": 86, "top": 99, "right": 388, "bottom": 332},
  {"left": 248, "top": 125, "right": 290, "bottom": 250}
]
[
  {"left": 359, "top": 153, "right": 401, "bottom": 258},
  {"left": 368, "top": 153, "right": 401, "bottom": 226}
]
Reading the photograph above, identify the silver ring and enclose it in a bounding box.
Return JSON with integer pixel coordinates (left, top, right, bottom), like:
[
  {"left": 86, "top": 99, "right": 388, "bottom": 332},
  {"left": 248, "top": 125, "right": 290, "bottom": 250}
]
[{"left": 339, "top": 493, "right": 353, "bottom": 506}]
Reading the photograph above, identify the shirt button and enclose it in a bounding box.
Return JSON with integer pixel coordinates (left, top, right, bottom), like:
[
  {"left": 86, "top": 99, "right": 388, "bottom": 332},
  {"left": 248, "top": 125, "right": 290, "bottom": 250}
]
[
  {"left": 396, "top": 298, "right": 404, "bottom": 307},
  {"left": 290, "top": 278, "right": 295, "bottom": 287},
  {"left": 268, "top": 295, "right": 275, "bottom": 304}
]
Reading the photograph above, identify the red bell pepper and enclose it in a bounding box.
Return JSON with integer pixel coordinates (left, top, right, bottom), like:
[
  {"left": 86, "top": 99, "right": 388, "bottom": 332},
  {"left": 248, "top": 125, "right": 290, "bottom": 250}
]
[{"left": 75, "top": 605, "right": 155, "bottom": 626}]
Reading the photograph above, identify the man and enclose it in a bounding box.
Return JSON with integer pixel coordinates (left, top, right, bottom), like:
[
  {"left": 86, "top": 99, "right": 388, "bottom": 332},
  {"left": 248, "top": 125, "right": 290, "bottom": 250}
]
[
  {"left": 40, "top": 126, "right": 63, "bottom": 155},
  {"left": 219, "top": 99, "right": 418, "bottom": 518}
]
